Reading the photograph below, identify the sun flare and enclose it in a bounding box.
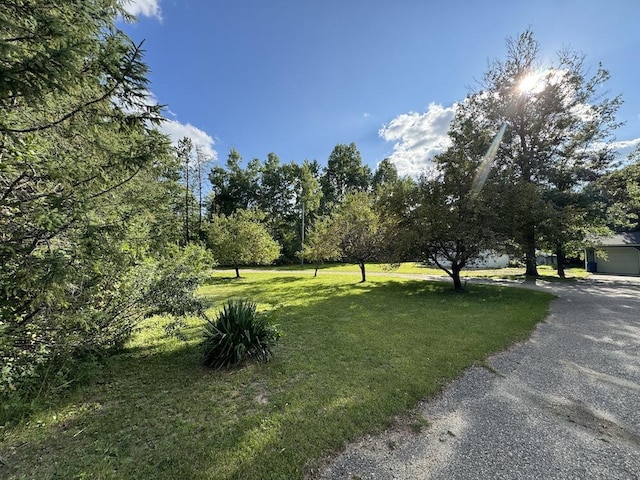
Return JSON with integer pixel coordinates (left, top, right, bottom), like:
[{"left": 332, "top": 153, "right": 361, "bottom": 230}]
[{"left": 517, "top": 71, "right": 546, "bottom": 94}]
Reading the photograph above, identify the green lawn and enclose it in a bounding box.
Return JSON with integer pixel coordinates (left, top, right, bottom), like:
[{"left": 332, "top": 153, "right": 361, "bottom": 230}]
[
  {"left": 258, "top": 262, "right": 589, "bottom": 280},
  {"left": 0, "top": 273, "right": 553, "bottom": 479}
]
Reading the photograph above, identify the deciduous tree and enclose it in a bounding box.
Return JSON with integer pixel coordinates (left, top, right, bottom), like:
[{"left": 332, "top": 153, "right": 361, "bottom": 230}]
[
  {"left": 301, "top": 216, "right": 340, "bottom": 276},
  {"left": 330, "top": 192, "right": 384, "bottom": 282},
  {"left": 206, "top": 209, "right": 280, "bottom": 278},
  {"left": 320, "top": 143, "right": 371, "bottom": 212},
  {"left": 399, "top": 120, "right": 502, "bottom": 290}
]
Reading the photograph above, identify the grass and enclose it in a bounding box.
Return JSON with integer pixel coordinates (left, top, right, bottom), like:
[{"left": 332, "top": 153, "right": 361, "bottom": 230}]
[
  {"left": 0, "top": 273, "right": 553, "bottom": 479},
  {"left": 258, "top": 262, "right": 590, "bottom": 280}
]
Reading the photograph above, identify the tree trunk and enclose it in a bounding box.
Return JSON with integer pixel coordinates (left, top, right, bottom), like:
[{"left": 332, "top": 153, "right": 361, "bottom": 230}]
[
  {"left": 556, "top": 243, "right": 566, "bottom": 279},
  {"left": 234, "top": 264, "right": 240, "bottom": 278},
  {"left": 524, "top": 227, "right": 538, "bottom": 277},
  {"left": 359, "top": 262, "right": 366, "bottom": 283},
  {"left": 452, "top": 264, "right": 463, "bottom": 291}
]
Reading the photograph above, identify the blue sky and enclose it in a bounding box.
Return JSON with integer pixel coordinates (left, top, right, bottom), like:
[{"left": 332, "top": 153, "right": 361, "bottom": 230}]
[{"left": 121, "top": 0, "right": 640, "bottom": 175}]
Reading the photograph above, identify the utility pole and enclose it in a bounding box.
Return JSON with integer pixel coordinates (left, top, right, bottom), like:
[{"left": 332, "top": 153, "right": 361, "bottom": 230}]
[{"left": 300, "top": 199, "right": 305, "bottom": 267}]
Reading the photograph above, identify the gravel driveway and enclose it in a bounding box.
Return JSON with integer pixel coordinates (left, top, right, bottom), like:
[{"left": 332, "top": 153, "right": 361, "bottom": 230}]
[{"left": 319, "top": 276, "right": 640, "bottom": 480}]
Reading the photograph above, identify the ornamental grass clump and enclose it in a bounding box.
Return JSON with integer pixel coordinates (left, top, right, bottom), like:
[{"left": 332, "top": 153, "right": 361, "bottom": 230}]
[{"left": 202, "top": 299, "right": 280, "bottom": 369}]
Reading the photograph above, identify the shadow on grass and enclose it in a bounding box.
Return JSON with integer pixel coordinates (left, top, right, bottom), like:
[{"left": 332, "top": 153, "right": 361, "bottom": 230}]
[{"left": 1, "top": 276, "right": 554, "bottom": 480}]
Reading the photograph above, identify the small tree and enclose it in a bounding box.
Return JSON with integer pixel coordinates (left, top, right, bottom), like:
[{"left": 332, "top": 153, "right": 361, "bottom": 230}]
[
  {"left": 406, "top": 178, "right": 499, "bottom": 290},
  {"left": 206, "top": 209, "right": 280, "bottom": 277},
  {"left": 302, "top": 216, "right": 340, "bottom": 276},
  {"left": 331, "top": 192, "right": 384, "bottom": 282},
  {"left": 398, "top": 119, "right": 503, "bottom": 290}
]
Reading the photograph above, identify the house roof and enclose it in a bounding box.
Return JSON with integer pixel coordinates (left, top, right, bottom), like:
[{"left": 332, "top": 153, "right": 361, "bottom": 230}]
[{"left": 595, "top": 231, "right": 640, "bottom": 247}]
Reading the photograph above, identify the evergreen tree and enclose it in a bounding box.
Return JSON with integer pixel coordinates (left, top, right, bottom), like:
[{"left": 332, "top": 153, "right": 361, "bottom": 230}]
[
  {"left": 0, "top": 0, "right": 201, "bottom": 403},
  {"left": 455, "top": 30, "right": 621, "bottom": 277}
]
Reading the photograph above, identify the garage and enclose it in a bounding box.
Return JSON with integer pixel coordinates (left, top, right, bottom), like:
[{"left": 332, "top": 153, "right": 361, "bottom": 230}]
[{"left": 587, "top": 232, "right": 640, "bottom": 276}]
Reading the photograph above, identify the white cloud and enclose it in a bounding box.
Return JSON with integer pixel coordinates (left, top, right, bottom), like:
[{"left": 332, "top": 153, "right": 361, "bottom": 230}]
[
  {"left": 379, "top": 103, "right": 456, "bottom": 177},
  {"left": 120, "top": 0, "right": 162, "bottom": 20},
  {"left": 589, "top": 137, "right": 640, "bottom": 160},
  {"left": 158, "top": 120, "right": 218, "bottom": 161},
  {"left": 129, "top": 90, "right": 217, "bottom": 160},
  {"left": 610, "top": 138, "right": 640, "bottom": 151},
  {"left": 611, "top": 138, "right": 640, "bottom": 160}
]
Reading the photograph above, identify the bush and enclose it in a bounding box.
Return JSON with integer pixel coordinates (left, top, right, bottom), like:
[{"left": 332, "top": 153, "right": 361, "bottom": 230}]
[
  {"left": 202, "top": 299, "right": 280, "bottom": 369},
  {"left": 1, "top": 244, "right": 214, "bottom": 423}
]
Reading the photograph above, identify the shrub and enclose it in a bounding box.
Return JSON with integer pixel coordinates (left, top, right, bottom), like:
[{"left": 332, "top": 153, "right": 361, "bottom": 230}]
[{"left": 202, "top": 299, "right": 280, "bottom": 369}]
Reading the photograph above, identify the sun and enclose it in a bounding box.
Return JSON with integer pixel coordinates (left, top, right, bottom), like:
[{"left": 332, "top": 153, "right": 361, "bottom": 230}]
[{"left": 517, "top": 71, "right": 546, "bottom": 94}]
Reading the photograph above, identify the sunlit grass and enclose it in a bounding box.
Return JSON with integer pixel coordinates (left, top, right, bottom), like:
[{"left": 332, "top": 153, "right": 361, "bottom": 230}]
[
  {"left": 1, "top": 273, "right": 553, "bottom": 479},
  {"left": 253, "top": 261, "right": 590, "bottom": 280}
]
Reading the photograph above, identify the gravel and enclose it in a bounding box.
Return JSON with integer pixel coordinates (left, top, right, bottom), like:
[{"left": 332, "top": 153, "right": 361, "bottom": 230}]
[{"left": 318, "top": 276, "right": 640, "bottom": 480}]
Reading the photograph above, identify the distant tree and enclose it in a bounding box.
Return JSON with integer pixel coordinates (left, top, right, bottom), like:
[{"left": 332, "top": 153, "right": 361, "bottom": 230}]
[
  {"left": 206, "top": 209, "right": 280, "bottom": 278},
  {"left": 302, "top": 216, "right": 341, "bottom": 276},
  {"left": 256, "top": 153, "right": 298, "bottom": 259},
  {"left": 194, "top": 145, "right": 214, "bottom": 238},
  {"left": 296, "top": 160, "right": 323, "bottom": 215},
  {"left": 320, "top": 143, "right": 371, "bottom": 211},
  {"left": 177, "top": 137, "right": 195, "bottom": 244},
  {"left": 372, "top": 158, "right": 399, "bottom": 190},
  {"left": 589, "top": 146, "right": 640, "bottom": 232},
  {"left": 295, "top": 159, "right": 323, "bottom": 262},
  {"left": 331, "top": 192, "right": 384, "bottom": 282},
  {"left": 208, "top": 148, "right": 260, "bottom": 216}
]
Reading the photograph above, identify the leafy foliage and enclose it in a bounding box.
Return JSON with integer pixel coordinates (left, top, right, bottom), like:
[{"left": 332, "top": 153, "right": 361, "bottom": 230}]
[
  {"left": 399, "top": 145, "right": 502, "bottom": 290},
  {"left": 589, "top": 146, "right": 640, "bottom": 232},
  {"left": 454, "top": 29, "right": 621, "bottom": 276},
  {"left": 320, "top": 143, "right": 371, "bottom": 212},
  {"left": 201, "top": 299, "right": 280, "bottom": 369},
  {"left": 207, "top": 148, "right": 261, "bottom": 216},
  {"left": 206, "top": 209, "right": 280, "bottom": 277},
  {"left": 0, "top": 1, "right": 209, "bottom": 409},
  {"left": 302, "top": 215, "right": 341, "bottom": 275},
  {"left": 330, "top": 192, "right": 387, "bottom": 282}
]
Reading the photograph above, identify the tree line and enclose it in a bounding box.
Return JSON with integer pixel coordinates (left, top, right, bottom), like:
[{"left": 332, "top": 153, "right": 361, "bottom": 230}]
[
  {"left": 1, "top": 0, "right": 638, "bottom": 416},
  {"left": 193, "top": 31, "right": 638, "bottom": 290}
]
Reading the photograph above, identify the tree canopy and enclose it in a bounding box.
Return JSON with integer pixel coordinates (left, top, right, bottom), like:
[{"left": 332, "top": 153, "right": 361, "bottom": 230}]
[
  {"left": 206, "top": 209, "right": 280, "bottom": 278},
  {"left": 453, "top": 29, "right": 621, "bottom": 277},
  {"left": 0, "top": 0, "right": 203, "bottom": 403}
]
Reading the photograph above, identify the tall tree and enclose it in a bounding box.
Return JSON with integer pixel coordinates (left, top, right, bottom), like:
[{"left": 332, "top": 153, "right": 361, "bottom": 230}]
[
  {"left": 295, "top": 159, "right": 323, "bottom": 262},
  {"left": 372, "top": 158, "right": 399, "bottom": 190},
  {"left": 320, "top": 143, "right": 371, "bottom": 212},
  {"left": 194, "top": 145, "right": 214, "bottom": 238},
  {"left": 456, "top": 30, "right": 621, "bottom": 277},
  {"left": 177, "top": 137, "right": 194, "bottom": 245},
  {"left": 208, "top": 148, "right": 260, "bottom": 216},
  {"left": 257, "top": 153, "right": 298, "bottom": 259},
  {"left": 0, "top": 0, "right": 202, "bottom": 399}
]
